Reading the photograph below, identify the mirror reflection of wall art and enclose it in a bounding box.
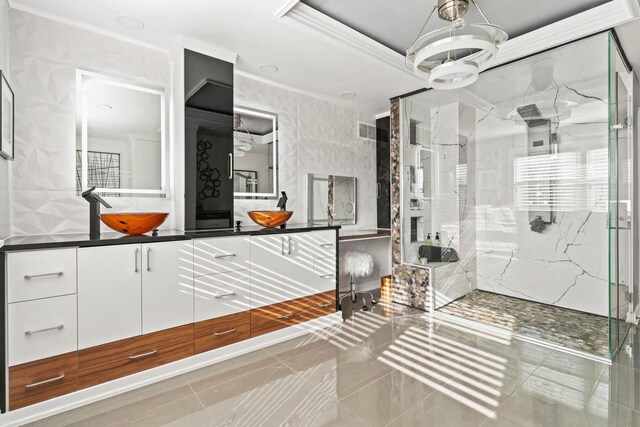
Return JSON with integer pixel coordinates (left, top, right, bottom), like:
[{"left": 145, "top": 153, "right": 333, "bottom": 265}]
[{"left": 0, "top": 71, "right": 14, "bottom": 161}]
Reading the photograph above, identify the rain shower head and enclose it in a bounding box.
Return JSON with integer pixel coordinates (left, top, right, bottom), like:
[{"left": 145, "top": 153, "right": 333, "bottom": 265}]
[{"left": 516, "top": 104, "right": 549, "bottom": 128}]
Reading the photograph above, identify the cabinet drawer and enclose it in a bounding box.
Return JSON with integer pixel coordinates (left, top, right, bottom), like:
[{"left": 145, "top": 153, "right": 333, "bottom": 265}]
[
  {"left": 313, "top": 256, "right": 337, "bottom": 293},
  {"left": 313, "top": 230, "right": 337, "bottom": 259},
  {"left": 194, "top": 271, "right": 251, "bottom": 322},
  {"left": 194, "top": 311, "right": 250, "bottom": 354},
  {"left": 78, "top": 324, "right": 194, "bottom": 389},
  {"left": 193, "top": 236, "right": 251, "bottom": 276},
  {"left": 8, "top": 248, "right": 77, "bottom": 303},
  {"left": 8, "top": 295, "right": 78, "bottom": 366},
  {"left": 250, "top": 298, "right": 310, "bottom": 337},
  {"left": 304, "top": 291, "right": 336, "bottom": 319},
  {"left": 9, "top": 351, "right": 78, "bottom": 410}
]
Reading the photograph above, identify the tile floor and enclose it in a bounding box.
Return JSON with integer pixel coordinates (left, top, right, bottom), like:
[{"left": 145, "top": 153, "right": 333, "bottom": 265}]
[
  {"left": 28, "top": 301, "right": 640, "bottom": 427},
  {"left": 438, "top": 290, "right": 616, "bottom": 359}
]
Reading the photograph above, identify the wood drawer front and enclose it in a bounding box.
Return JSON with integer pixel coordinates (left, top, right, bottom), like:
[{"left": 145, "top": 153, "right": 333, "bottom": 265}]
[
  {"left": 313, "top": 230, "right": 337, "bottom": 259},
  {"left": 8, "top": 248, "right": 77, "bottom": 303},
  {"left": 313, "top": 256, "right": 337, "bottom": 294},
  {"left": 8, "top": 295, "right": 78, "bottom": 366},
  {"left": 194, "top": 271, "right": 251, "bottom": 322},
  {"left": 304, "top": 291, "right": 337, "bottom": 319},
  {"left": 78, "top": 324, "right": 194, "bottom": 389},
  {"left": 194, "top": 311, "right": 250, "bottom": 354},
  {"left": 9, "top": 351, "right": 78, "bottom": 410},
  {"left": 193, "top": 236, "right": 251, "bottom": 276},
  {"left": 250, "top": 298, "right": 311, "bottom": 337}
]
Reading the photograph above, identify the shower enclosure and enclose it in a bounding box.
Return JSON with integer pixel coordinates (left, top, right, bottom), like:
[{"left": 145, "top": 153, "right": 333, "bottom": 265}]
[{"left": 399, "top": 32, "right": 634, "bottom": 360}]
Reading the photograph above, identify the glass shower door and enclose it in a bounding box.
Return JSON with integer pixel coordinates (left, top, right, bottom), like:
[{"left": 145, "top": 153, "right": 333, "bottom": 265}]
[{"left": 608, "top": 33, "right": 632, "bottom": 357}]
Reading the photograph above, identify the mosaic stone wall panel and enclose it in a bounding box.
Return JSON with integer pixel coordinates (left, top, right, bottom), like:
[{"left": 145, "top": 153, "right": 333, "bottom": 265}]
[{"left": 390, "top": 98, "right": 431, "bottom": 310}]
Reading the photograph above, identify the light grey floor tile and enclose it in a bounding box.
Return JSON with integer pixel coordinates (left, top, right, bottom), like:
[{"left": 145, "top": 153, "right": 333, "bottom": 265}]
[
  {"left": 597, "top": 362, "right": 640, "bottom": 411},
  {"left": 262, "top": 332, "right": 332, "bottom": 362},
  {"left": 339, "top": 369, "right": 435, "bottom": 426},
  {"left": 296, "top": 348, "right": 393, "bottom": 400},
  {"left": 27, "top": 376, "right": 193, "bottom": 427},
  {"left": 182, "top": 349, "right": 280, "bottom": 393},
  {"left": 280, "top": 399, "right": 370, "bottom": 427},
  {"left": 388, "top": 390, "right": 494, "bottom": 427},
  {"left": 106, "top": 394, "right": 213, "bottom": 427},
  {"left": 196, "top": 362, "right": 329, "bottom": 426}
]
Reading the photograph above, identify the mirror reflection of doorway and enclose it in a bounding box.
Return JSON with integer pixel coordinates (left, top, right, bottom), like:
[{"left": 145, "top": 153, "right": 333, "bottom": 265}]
[{"left": 234, "top": 170, "right": 258, "bottom": 193}]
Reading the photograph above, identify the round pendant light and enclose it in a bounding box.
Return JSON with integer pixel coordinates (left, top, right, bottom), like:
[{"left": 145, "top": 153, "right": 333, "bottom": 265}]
[{"left": 406, "top": 0, "right": 508, "bottom": 90}]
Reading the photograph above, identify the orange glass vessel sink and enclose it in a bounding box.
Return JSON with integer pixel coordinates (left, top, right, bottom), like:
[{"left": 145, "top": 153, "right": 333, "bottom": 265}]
[
  {"left": 248, "top": 211, "right": 293, "bottom": 228},
  {"left": 100, "top": 213, "right": 169, "bottom": 235}
]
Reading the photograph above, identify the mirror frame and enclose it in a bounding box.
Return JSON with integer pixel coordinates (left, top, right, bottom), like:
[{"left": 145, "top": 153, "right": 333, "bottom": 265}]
[
  {"left": 233, "top": 105, "right": 279, "bottom": 199},
  {"left": 76, "top": 69, "right": 167, "bottom": 196}
]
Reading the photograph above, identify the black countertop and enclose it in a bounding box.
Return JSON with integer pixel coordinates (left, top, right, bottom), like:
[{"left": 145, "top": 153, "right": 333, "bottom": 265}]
[{"left": 0, "top": 223, "right": 341, "bottom": 252}]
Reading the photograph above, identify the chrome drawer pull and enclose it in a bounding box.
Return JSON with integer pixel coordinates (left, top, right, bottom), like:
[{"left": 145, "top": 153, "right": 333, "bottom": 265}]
[
  {"left": 134, "top": 248, "right": 140, "bottom": 273},
  {"left": 147, "top": 247, "right": 151, "bottom": 271},
  {"left": 318, "top": 302, "right": 333, "bottom": 308},
  {"left": 214, "top": 291, "right": 236, "bottom": 298},
  {"left": 25, "top": 373, "right": 65, "bottom": 388},
  {"left": 214, "top": 328, "right": 236, "bottom": 336},
  {"left": 320, "top": 243, "right": 334, "bottom": 248},
  {"left": 214, "top": 254, "right": 236, "bottom": 259},
  {"left": 128, "top": 349, "right": 158, "bottom": 360},
  {"left": 24, "top": 271, "right": 63, "bottom": 280},
  {"left": 25, "top": 324, "right": 64, "bottom": 336},
  {"left": 277, "top": 312, "right": 294, "bottom": 319},
  {"left": 320, "top": 274, "right": 335, "bottom": 278}
]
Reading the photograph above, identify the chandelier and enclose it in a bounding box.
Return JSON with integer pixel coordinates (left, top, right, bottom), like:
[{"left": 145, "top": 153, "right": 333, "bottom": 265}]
[
  {"left": 233, "top": 113, "right": 255, "bottom": 158},
  {"left": 406, "top": 0, "right": 508, "bottom": 90}
]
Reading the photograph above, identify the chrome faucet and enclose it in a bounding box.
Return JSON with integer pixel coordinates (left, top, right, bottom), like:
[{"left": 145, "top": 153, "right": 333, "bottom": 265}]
[
  {"left": 277, "top": 191, "right": 288, "bottom": 211},
  {"left": 82, "top": 186, "right": 111, "bottom": 240}
]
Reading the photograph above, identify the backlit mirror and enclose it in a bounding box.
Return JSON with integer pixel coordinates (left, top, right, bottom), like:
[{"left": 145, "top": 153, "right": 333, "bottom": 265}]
[
  {"left": 233, "top": 106, "right": 278, "bottom": 198},
  {"left": 76, "top": 70, "right": 166, "bottom": 196},
  {"left": 307, "top": 174, "right": 357, "bottom": 225}
]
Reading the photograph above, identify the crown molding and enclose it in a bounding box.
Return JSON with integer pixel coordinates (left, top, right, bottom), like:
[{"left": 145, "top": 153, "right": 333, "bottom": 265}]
[
  {"left": 275, "top": 0, "right": 640, "bottom": 92},
  {"left": 177, "top": 36, "right": 238, "bottom": 64},
  {"left": 275, "top": 0, "right": 418, "bottom": 79},
  {"left": 495, "top": 0, "right": 640, "bottom": 67}
]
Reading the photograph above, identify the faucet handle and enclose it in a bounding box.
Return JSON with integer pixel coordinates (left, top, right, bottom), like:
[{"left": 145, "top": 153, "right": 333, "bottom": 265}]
[{"left": 82, "top": 186, "right": 112, "bottom": 209}]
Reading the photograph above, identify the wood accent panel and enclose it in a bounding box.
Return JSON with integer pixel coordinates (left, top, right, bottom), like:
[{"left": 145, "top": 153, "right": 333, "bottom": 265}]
[
  {"left": 9, "top": 351, "right": 78, "bottom": 410},
  {"left": 250, "top": 297, "right": 311, "bottom": 337},
  {"left": 78, "top": 324, "right": 193, "bottom": 389},
  {"left": 194, "top": 311, "right": 250, "bottom": 354},
  {"left": 303, "top": 291, "right": 337, "bottom": 320}
]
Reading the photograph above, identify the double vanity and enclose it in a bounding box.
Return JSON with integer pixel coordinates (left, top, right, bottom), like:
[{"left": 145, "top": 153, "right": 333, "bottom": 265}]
[{"left": 0, "top": 224, "right": 339, "bottom": 412}]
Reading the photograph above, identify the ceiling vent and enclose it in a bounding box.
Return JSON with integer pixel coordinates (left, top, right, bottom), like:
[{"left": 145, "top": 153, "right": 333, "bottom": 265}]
[{"left": 358, "top": 122, "right": 377, "bottom": 141}]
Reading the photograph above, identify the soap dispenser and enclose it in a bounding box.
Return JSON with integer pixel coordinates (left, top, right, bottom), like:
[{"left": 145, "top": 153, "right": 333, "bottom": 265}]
[
  {"left": 434, "top": 232, "right": 441, "bottom": 247},
  {"left": 425, "top": 233, "right": 432, "bottom": 246}
]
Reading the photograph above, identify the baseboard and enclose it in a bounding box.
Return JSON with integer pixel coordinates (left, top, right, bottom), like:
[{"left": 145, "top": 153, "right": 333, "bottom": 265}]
[{"left": 0, "top": 313, "right": 342, "bottom": 427}]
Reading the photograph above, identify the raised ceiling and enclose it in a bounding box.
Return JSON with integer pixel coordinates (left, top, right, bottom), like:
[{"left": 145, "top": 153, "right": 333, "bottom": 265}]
[{"left": 302, "top": 0, "right": 613, "bottom": 54}]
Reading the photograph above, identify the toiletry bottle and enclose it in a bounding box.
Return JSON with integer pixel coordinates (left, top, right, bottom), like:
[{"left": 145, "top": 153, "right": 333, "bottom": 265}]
[
  {"left": 434, "top": 232, "right": 441, "bottom": 247},
  {"left": 425, "top": 233, "right": 432, "bottom": 246}
]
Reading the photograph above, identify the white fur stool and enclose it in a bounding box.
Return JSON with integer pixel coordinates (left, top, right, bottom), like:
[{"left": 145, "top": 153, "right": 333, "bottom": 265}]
[{"left": 340, "top": 251, "right": 376, "bottom": 314}]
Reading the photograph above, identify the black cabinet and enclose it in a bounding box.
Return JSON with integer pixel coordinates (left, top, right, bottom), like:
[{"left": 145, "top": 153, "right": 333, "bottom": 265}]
[
  {"left": 376, "top": 116, "right": 391, "bottom": 229},
  {"left": 184, "top": 49, "right": 234, "bottom": 230}
]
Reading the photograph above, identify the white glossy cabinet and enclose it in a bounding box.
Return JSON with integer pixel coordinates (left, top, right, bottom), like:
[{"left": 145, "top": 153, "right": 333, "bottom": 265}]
[
  {"left": 193, "top": 236, "right": 251, "bottom": 276},
  {"left": 249, "top": 234, "right": 286, "bottom": 308},
  {"left": 7, "top": 248, "right": 77, "bottom": 303},
  {"left": 313, "top": 230, "right": 337, "bottom": 259},
  {"left": 78, "top": 240, "right": 195, "bottom": 348},
  {"left": 313, "top": 256, "right": 337, "bottom": 293},
  {"left": 142, "top": 241, "right": 195, "bottom": 334},
  {"left": 8, "top": 294, "right": 78, "bottom": 366},
  {"left": 78, "top": 245, "right": 142, "bottom": 349},
  {"left": 282, "top": 233, "right": 314, "bottom": 299},
  {"left": 194, "top": 270, "right": 251, "bottom": 321}
]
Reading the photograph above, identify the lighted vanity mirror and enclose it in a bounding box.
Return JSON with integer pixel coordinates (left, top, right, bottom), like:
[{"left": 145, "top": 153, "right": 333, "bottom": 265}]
[
  {"left": 76, "top": 70, "right": 166, "bottom": 196},
  {"left": 233, "top": 106, "right": 278, "bottom": 199},
  {"left": 307, "top": 174, "right": 357, "bottom": 225}
]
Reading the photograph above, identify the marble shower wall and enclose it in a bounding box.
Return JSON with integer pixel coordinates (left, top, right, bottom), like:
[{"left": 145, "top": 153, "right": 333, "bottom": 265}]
[
  {"left": 8, "top": 10, "right": 172, "bottom": 235},
  {"left": 234, "top": 74, "right": 377, "bottom": 230}
]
